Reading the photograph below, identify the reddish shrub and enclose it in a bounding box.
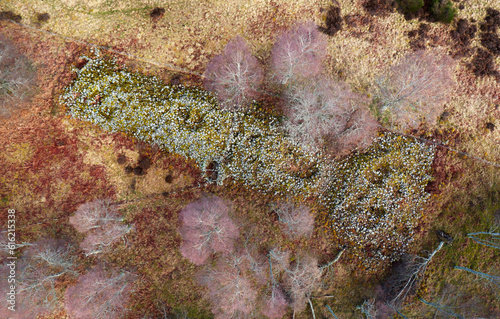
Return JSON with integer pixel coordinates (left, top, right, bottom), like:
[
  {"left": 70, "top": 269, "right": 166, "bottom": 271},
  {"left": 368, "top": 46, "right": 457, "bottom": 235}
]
[
  {"left": 204, "top": 36, "right": 263, "bottom": 111},
  {"left": 179, "top": 195, "right": 239, "bottom": 265}
]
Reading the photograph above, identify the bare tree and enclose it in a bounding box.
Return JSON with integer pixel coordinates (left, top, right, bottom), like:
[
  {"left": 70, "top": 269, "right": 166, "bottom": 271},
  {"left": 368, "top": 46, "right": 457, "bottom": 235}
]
[
  {"left": 467, "top": 229, "right": 500, "bottom": 250},
  {"left": 65, "top": 266, "right": 135, "bottom": 319},
  {"left": 0, "top": 239, "right": 77, "bottom": 318},
  {"left": 69, "top": 199, "right": 133, "bottom": 256},
  {"left": 358, "top": 299, "right": 377, "bottom": 319},
  {"left": 261, "top": 285, "right": 289, "bottom": 319},
  {"left": 283, "top": 255, "right": 322, "bottom": 315},
  {"left": 268, "top": 247, "right": 291, "bottom": 273},
  {"left": 273, "top": 201, "right": 314, "bottom": 239},
  {"left": 80, "top": 222, "right": 133, "bottom": 256},
  {"left": 386, "top": 241, "right": 445, "bottom": 309},
  {"left": 270, "top": 21, "right": 327, "bottom": 85},
  {"left": 419, "top": 297, "right": 465, "bottom": 319},
  {"left": 283, "top": 76, "right": 377, "bottom": 153},
  {"left": 179, "top": 195, "right": 239, "bottom": 265},
  {"left": 198, "top": 254, "right": 258, "bottom": 318},
  {"left": 204, "top": 36, "right": 263, "bottom": 111},
  {"left": 0, "top": 34, "right": 36, "bottom": 118},
  {"left": 455, "top": 265, "right": 500, "bottom": 289},
  {"left": 260, "top": 252, "right": 289, "bottom": 318},
  {"left": 375, "top": 50, "right": 455, "bottom": 129},
  {"left": 70, "top": 199, "right": 123, "bottom": 233}
]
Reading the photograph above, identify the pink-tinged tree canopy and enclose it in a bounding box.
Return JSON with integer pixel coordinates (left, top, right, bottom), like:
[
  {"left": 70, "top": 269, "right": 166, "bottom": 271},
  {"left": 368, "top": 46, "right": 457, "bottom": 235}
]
[
  {"left": 204, "top": 35, "right": 263, "bottom": 111},
  {"left": 260, "top": 285, "right": 289, "bottom": 319},
  {"left": 69, "top": 199, "right": 121, "bottom": 233},
  {"left": 69, "top": 199, "right": 133, "bottom": 256},
  {"left": 65, "top": 266, "right": 135, "bottom": 319},
  {"left": 270, "top": 21, "right": 327, "bottom": 85},
  {"left": 198, "top": 255, "right": 258, "bottom": 318},
  {"left": 283, "top": 255, "right": 322, "bottom": 312},
  {"left": 375, "top": 50, "right": 455, "bottom": 129},
  {"left": 0, "top": 239, "right": 77, "bottom": 319},
  {"left": 179, "top": 195, "right": 239, "bottom": 265},
  {"left": 273, "top": 201, "right": 315, "bottom": 239},
  {"left": 283, "top": 76, "right": 377, "bottom": 154}
]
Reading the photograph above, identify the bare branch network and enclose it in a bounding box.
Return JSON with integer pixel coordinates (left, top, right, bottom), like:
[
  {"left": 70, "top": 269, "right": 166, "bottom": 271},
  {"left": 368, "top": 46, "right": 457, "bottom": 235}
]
[
  {"left": 179, "top": 195, "right": 239, "bottom": 265},
  {"left": 69, "top": 199, "right": 133, "bottom": 256},
  {"left": 0, "top": 239, "right": 77, "bottom": 318},
  {"left": 65, "top": 266, "right": 135, "bottom": 319},
  {"left": 375, "top": 50, "right": 455, "bottom": 129},
  {"left": 204, "top": 36, "right": 263, "bottom": 111}
]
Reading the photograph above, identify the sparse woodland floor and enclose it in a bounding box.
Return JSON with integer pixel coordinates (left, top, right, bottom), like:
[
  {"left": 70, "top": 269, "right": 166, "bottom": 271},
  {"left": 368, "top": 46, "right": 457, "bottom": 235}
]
[{"left": 0, "top": 0, "right": 500, "bottom": 318}]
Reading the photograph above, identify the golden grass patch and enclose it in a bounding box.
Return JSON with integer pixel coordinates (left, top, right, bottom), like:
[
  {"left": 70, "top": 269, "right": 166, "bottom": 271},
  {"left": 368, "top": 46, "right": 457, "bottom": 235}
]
[{"left": 3, "top": 142, "right": 35, "bottom": 165}]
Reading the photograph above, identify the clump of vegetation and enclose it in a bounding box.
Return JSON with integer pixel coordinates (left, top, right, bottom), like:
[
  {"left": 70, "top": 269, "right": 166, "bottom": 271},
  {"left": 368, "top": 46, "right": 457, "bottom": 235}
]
[
  {"left": 62, "top": 50, "right": 437, "bottom": 270},
  {"left": 430, "top": 0, "right": 456, "bottom": 24},
  {"left": 0, "top": 34, "right": 36, "bottom": 118},
  {"left": 396, "top": 0, "right": 424, "bottom": 14}
]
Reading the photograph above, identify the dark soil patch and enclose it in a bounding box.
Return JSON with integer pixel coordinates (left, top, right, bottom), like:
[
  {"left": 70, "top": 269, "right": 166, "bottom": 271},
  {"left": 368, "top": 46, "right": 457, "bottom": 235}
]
[
  {"left": 319, "top": 5, "right": 343, "bottom": 36},
  {"left": 170, "top": 74, "right": 181, "bottom": 86},
  {"left": 406, "top": 23, "right": 430, "bottom": 50},
  {"left": 479, "top": 8, "right": 500, "bottom": 33},
  {"left": 125, "top": 165, "right": 134, "bottom": 174},
  {"left": 0, "top": 11, "right": 22, "bottom": 23},
  {"left": 133, "top": 166, "right": 145, "bottom": 176},
  {"left": 205, "top": 161, "right": 218, "bottom": 182},
  {"left": 486, "top": 122, "right": 495, "bottom": 131},
  {"left": 36, "top": 13, "right": 50, "bottom": 23}
]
